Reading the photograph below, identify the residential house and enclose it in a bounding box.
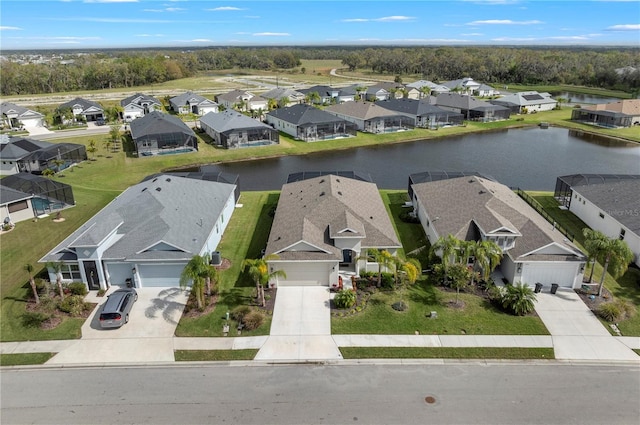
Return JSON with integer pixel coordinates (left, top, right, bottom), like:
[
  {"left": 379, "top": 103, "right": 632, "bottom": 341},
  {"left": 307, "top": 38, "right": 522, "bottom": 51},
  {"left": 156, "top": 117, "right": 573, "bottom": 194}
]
[
  {"left": 265, "top": 104, "right": 357, "bottom": 142},
  {"left": 265, "top": 174, "right": 402, "bottom": 287},
  {"left": 216, "top": 89, "right": 268, "bottom": 112},
  {"left": 57, "top": 97, "right": 105, "bottom": 123},
  {"left": 324, "top": 101, "right": 414, "bottom": 133},
  {"left": 360, "top": 82, "right": 405, "bottom": 102},
  {"left": 129, "top": 111, "right": 197, "bottom": 156},
  {"left": 120, "top": 93, "right": 162, "bottom": 122},
  {"left": 336, "top": 85, "right": 358, "bottom": 103},
  {"left": 0, "top": 102, "right": 45, "bottom": 130},
  {"left": 298, "top": 85, "right": 341, "bottom": 104},
  {"left": 406, "top": 80, "right": 450, "bottom": 97},
  {"left": 378, "top": 98, "right": 464, "bottom": 128},
  {"left": 200, "top": 110, "right": 279, "bottom": 149},
  {"left": 436, "top": 93, "right": 511, "bottom": 121},
  {"left": 260, "top": 87, "right": 306, "bottom": 107},
  {"left": 1, "top": 172, "right": 75, "bottom": 217},
  {"left": 411, "top": 175, "right": 586, "bottom": 288},
  {"left": 0, "top": 135, "right": 87, "bottom": 175},
  {"left": 441, "top": 77, "right": 498, "bottom": 96},
  {"left": 169, "top": 92, "right": 218, "bottom": 116},
  {"left": 40, "top": 175, "right": 237, "bottom": 290},
  {"left": 570, "top": 99, "right": 640, "bottom": 128},
  {"left": 555, "top": 174, "right": 640, "bottom": 267},
  {"left": 0, "top": 184, "right": 35, "bottom": 225},
  {"left": 491, "top": 91, "right": 557, "bottom": 114}
]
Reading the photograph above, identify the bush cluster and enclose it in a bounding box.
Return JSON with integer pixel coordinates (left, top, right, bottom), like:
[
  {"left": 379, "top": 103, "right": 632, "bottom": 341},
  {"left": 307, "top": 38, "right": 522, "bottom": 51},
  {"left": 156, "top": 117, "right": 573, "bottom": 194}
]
[
  {"left": 231, "top": 305, "right": 252, "bottom": 322},
  {"left": 67, "top": 282, "right": 88, "bottom": 296},
  {"left": 597, "top": 300, "right": 636, "bottom": 323},
  {"left": 58, "top": 295, "right": 87, "bottom": 316},
  {"left": 243, "top": 310, "right": 265, "bottom": 331},
  {"left": 334, "top": 289, "right": 357, "bottom": 309},
  {"left": 22, "top": 311, "right": 51, "bottom": 328}
]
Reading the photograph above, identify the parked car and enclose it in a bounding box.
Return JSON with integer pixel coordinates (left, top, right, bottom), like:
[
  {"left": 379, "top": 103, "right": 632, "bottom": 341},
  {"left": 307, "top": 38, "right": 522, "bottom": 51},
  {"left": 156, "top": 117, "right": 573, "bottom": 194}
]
[
  {"left": 99, "top": 288, "right": 137, "bottom": 328},
  {"left": 95, "top": 118, "right": 106, "bottom": 126}
]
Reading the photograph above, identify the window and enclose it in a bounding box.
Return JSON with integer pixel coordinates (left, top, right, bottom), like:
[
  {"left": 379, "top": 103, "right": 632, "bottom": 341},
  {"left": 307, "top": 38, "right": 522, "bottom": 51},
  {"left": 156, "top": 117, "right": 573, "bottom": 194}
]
[
  {"left": 61, "top": 263, "right": 82, "bottom": 280},
  {"left": 620, "top": 229, "right": 626, "bottom": 240},
  {"left": 8, "top": 200, "right": 28, "bottom": 213},
  {"left": 599, "top": 212, "right": 605, "bottom": 219}
]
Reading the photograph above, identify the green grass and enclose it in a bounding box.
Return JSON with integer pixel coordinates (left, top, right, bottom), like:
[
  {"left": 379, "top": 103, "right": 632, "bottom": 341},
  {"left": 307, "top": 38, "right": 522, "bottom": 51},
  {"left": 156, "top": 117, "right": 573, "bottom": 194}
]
[
  {"left": 499, "top": 84, "right": 633, "bottom": 100},
  {"left": 331, "top": 282, "right": 549, "bottom": 335},
  {"left": 174, "top": 349, "right": 258, "bottom": 361},
  {"left": 0, "top": 352, "right": 55, "bottom": 366},
  {"left": 381, "top": 191, "right": 428, "bottom": 256},
  {"left": 339, "top": 347, "right": 555, "bottom": 360}
]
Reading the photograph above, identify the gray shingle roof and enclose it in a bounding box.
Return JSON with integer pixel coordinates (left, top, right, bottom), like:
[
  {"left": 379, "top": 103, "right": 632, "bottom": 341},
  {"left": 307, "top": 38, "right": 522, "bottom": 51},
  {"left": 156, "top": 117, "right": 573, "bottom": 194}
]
[
  {"left": 378, "top": 98, "right": 460, "bottom": 117},
  {"left": 0, "top": 136, "right": 52, "bottom": 160},
  {"left": 266, "top": 104, "right": 348, "bottom": 125},
  {"left": 0, "top": 185, "right": 32, "bottom": 205},
  {"left": 40, "top": 175, "right": 236, "bottom": 263},
  {"left": 129, "top": 111, "right": 195, "bottom": 139},
  {"left": 260, "top": 87, "right": 305, "bottom": 101},
  {"left": 573, "top": 180, "right": 640, "bottom": 233},
  {"left": 199, "top": 110, "right": 271, "bottom": 133},
  {"left": 266, "top": 175, "right": 401, "bottom": 261},
  {"left": 492, "top": 91, "right": 556, "bottom": 107},
  {"left": 411, "top": 176, "right": 584, "bottom": 261},
  {"left": 120, "top": 93, "right": 161, "bottom": 108},
  {"left": 0, "top": 102, "right": 44, "bottom": 118},
  {"left": 58, "top": 97, "right": 103, "bottom": 111},
  {"left": 169, "top": 92, "right": 216, "bottom": 109}
]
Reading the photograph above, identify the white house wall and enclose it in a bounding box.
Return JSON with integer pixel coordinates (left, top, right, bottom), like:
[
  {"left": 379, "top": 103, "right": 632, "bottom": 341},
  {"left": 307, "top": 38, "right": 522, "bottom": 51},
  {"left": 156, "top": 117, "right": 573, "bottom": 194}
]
[
  {"left": 265, "top": 116, "right": 297, "bottom": 138},
  {"left": 202, "top": 191, "right": 236, "bottom": 254},
  {"left": 270, "top": 261, "right": 337, "bottom": 286},
  {"left": 0, "top": 159, "right": 19, "bottom": 175},
  {"left": 520, "top": 261, "right": 583, "bottom": 288},
  {"left": 1, "top": 198, "right": 35, "bottom": 224},
  {"left": 570, "top": 188, "right": 640, "bottom": 267}
]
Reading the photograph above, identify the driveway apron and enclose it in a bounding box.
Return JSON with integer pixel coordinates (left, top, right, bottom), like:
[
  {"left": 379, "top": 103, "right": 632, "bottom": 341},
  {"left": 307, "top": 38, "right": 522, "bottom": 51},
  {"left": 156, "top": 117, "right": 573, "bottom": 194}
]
[{"left": 255, "top": 286, "right": 342, "bottom": 361}]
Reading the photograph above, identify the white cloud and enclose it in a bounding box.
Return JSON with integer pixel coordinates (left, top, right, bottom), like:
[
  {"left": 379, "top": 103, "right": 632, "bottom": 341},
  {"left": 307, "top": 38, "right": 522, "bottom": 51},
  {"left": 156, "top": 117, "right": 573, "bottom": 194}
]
[
  {"left": 0, "top": 26, "right": 22, "bottom": 31},
  {"left": 342, "top": 15, "right": 415, "bottom": 23},
  {"left": 191, "top": 38, "right": 213, "bottom": 42},
  {"left": 207, "top": 6, "right": 244, "bottom": 11},
  {"left": 468, "top": 19, "right": 543, "bottom": 25},
  {"left": 143, "top": 7, "right": 185, "bottom": 12},
  {"left": 84, "top": 0, "right": 139, "bottom": 3},
  {"left": 135, "top": 34, "right": 165, "bottom": 37},
  {"left": 253, "top": 32, "right": 290, "bottom": 37},
  {"left": 606, "top": 24, "right": 640, "bottom": 31}
]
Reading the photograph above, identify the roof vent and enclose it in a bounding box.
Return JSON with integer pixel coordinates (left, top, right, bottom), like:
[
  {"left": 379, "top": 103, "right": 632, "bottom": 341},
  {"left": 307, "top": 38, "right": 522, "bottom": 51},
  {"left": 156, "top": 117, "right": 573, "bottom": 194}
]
[
  {"left": 141, "top": 188, "right": 147, "bottom": 192},
  {"left": 153, "top": 178, "right": 158, "bottom": 182},
  {"left": 319, "top": 191, "right": 325, "bottom": 196},
  {"left": 166, "top": 178, "right": 171, "bottom": 182},
  {"left": 319, "top": 179, "right": 325, "bottom": 183},
  {"left": 338, "top": 191, "right": 342, "bottom": 196},
  {"left": 156, "top": 187, "right": 162, "bottom": 192},
  {"left": 479, "top": 190, "right": 486, "bottom": 194}
]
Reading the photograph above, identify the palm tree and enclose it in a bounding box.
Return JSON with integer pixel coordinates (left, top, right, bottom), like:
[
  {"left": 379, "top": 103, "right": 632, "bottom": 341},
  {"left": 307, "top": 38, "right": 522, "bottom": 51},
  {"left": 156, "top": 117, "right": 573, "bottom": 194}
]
[
  {"left": 593, "top": 237, "right": 634, "bottom": 297},
  {"left": 200, "top": 253, "right": 219, "bottom": 297},
  {"left": 582, "top": 228, "right": 608, "bottom": 283},
  {"left": 502, "top": 283, "right": 536, "bottom": 316},
  {"left": 242, "top": 255, "right": 287, "bottom": 307},
  {"left": 24, "top": 263, "right": 39, "bottom": 304},
  {"left": 431, "top": 234, "right": 461, "bottom": 285},
  {"left": 401, "top": 258, "right": 420, "bottom": 286},
  {"left": 267, "top": 98, "right": 278, "bottom": 111},
  {"left": 42, "top": 168, "right": 55, "bottom": 179},
  {"left": 179, "top": 255, "right": 208, "bottom": 310},
  {"left": 359, "top": 249, "right": 396, "bottom": 288},
  {"left": 87, "top": 139, "right": 97, "bottom": 160},
  {"left": 473, "top": 240, "right": 503, "bottom": 282},
  {"left": 45, "top": 261, "right": 64, "bottom": 299}
]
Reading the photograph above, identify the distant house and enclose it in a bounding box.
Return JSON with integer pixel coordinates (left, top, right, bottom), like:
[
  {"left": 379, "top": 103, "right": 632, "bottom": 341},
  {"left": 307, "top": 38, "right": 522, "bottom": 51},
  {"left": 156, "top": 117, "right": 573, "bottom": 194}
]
[
  {"left": 0, "top": 135, "right": 87, "bottom": 175},
  {"left": 0, "top": 184, "right": 35, "bottom": 225},
  {"left": 436, "top": 93, "right": 510, "bottom": 121},
  {"left": 362, "top": 82, "right": 405, "bottom": 102},
  {"left": 40, "top": 175, "right": 237, "bottom": 291},
  {"left": 411, "top": 174, "right": 586, "bottom": 288},
  {"left": 200, "top": 110, "right": 279, "bottom": 149},
  {"left": 298, "top": 85, "right": 341, "bottom": 104},
  {"left": 336, "top": 85, "right": 358, "bottom": 103},
  {"left": 129, "top": 111, "right": 197, "bottom": 156},
  {"left": 264, "top": 174, "right": 402, "bottom": 287},
  {"left": 378, "top": 98, "right": 464, "bottom": 128},
  {"left": 120, "top": 93, "right": 162, "bottom": 122},
  {"left": 0, "top": 102, "right": 45, "bottom": 130},
  {"left": 216, "top": 90, "right": 268, "bottom": 112},
  {"left": 57, "top": 97, "right": 105, "bottom": 123},
  {"left": 570, "top": 99, "right": 640, "bottom": 128},
  {"left": 491, "top": 91, "right": 557, "bottom": 114},
  {"left": 265, "top": 104, "right": 357, "bottom": 142},
  {"left": 555, "top": 174, "right": 640, "bottom": 268},
  {"left": 324, "top": 101, "right": 414, "bottom": 133},
  {"left": 260, "top": 87, "right": 306, "bottom": 106},
  {"left": 169, "top": 92, "right": 218, "bottom": 116},
  {"left": 406, "top": 80, "right": 450, "bottom": 97}
]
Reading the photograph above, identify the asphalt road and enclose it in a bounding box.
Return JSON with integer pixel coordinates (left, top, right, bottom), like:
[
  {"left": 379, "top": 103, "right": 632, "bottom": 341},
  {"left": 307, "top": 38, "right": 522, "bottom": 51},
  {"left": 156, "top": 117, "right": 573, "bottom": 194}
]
[{"left": 2, "top": 362, "right": 639, "bottom": 424}]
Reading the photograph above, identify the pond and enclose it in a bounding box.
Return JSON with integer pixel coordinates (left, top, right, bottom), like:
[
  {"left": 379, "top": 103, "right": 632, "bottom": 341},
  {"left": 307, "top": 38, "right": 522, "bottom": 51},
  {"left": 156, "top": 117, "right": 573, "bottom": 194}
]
[
  {"left": 550, "top": 91, "right": 624, "bottom": 105},
  {"left": 191, "top": 127, "right": 640, "bottom": 191}
]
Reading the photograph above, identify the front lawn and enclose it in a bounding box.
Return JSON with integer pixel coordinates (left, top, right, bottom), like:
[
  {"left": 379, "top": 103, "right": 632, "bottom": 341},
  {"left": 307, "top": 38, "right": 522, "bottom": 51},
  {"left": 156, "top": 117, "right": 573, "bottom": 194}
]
[
  {"left": 339, "top": 347, "right": 554, "bottom": 360},
  {"left": 0, "top": 352, "right": 56, "bottom": 366},
  {"left": 174, "top": 349, "right": 258, "bottom": 361},
  {"left": 331, "top": 282, "right": 549, "bottom": 336}
]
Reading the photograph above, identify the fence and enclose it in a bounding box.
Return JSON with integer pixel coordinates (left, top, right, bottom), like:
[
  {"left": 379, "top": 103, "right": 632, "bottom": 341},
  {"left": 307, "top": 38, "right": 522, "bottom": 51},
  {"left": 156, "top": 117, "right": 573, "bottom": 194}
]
[{"left": 515, "top": 188, "right": 575, "bottom": 242}]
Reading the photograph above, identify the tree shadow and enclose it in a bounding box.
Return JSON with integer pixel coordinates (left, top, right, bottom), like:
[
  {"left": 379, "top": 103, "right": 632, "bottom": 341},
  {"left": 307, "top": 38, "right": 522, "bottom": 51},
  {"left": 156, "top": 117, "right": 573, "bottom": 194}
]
[
  {"left": 219, "top": 287, "right": 253, "bottom": 307},
  {"left": 407, "top": 283, "right": 442, "bottom": 306},
  {"left": 245, "top": 192, "right": 279, "bottom": 259}
]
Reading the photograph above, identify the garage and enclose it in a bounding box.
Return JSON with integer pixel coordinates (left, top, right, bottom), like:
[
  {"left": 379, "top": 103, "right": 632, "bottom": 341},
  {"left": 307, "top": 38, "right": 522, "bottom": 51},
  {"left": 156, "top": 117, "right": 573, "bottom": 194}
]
[
  {"left": 520, "top": 262, "right": 581, "bottom": 288},
  {"left": 276, "top": 262, "right": 335, "bottom": 286},
  {"left": 137, "top": 264, "right": 185, "bottom": 288},
  {"left": 105, "top": 263, "right": 135, "bottom": 287}
]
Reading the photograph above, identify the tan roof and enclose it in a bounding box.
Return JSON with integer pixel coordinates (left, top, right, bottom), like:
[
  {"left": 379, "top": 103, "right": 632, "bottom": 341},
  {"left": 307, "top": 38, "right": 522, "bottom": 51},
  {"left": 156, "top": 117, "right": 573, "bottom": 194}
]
[
  {"left": 585, "top": 99, "right": 640, "bottom": 115},
  {"left": 266, "top": 175, "right": 401, "bottom": 260},
  {"left": 411, "top": 176, "right": 584, "bottom": 261},
  {"left": 324, "top": 101, "right": 402, "bottom": 120}
]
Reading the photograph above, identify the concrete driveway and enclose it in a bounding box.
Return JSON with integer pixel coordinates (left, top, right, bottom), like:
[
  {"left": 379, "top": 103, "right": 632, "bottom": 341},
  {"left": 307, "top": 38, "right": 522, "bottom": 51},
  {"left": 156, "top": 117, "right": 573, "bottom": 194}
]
[{"left": 47, "top": 287, "right": 188, "bottom": 365}]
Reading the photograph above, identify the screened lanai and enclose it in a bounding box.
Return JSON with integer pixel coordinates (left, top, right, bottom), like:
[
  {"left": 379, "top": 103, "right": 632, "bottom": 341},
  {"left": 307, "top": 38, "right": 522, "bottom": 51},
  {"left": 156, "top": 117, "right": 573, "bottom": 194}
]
[
  {"left": 0, "top": 173, "right": 75, "bottom": 215},
  {"left": 554, "top": 174, "right": 640, "bottom": 208}
]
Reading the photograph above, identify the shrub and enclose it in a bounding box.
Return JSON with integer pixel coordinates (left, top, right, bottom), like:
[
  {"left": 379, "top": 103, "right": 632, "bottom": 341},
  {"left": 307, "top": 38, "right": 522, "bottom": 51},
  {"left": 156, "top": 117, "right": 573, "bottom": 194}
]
[
  {"left": 243, "top": 310, "right": 264, "bottom": 330},
  {"left": 334, "top": 289, "right": 357, "bottom": 309},
  {"left": 501, "top": 283, "right": 536, "bottom": 316},
  {"left": 380, "top": 272, "right": 394, "bottom": 289},
  {"left": 598, "top": 300, "right": 636, "bottom": 322},
  {"left": 34, "top": 278, "right": 48, "bottom": 294},
  {"left": 58, "top": 295, "right": 86, "bottom": 316},
  {"left": 67, "top": 282, "right": 88, "bottom": 296},
  {"left": 38, "top": 295, "right": 58, "bottom": 314},
  {"left": 399, "top": 210, "right": 419, "bottom": 223},
  {"left": 231, "top": 305, "right": 252, "bottom": 322},
  {"left": 391, "top": 301, "right": 408, "bottom": 311},
  {"left": 359, "top": 270, "right": 375, "bottom": 279},
  {"left": 22, "top": 311, "right": 51, "bottom": 328}
]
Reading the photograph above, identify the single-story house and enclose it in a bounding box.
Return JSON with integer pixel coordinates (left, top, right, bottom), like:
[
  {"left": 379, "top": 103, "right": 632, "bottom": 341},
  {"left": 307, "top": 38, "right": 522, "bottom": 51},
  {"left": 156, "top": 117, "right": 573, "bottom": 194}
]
[
  {"left": 0, "top": 135, "right": 87, "bottom": 175},
  {"left": 265, "top": 174, "right": 402, "bottom": 287},
  {"left": 130, "top": 111, "right": 197, "bottom": 156},
  {"left": 377, "top": 98, "right": 464, "bottom": 128},
  {"left": 169, "top": 92, "right": 218, "bottom": 116},
  {"left": 436, "top": 93, "right": 511, "bottom": 122},
  {"left": 0, "top": 184, "right": 35, "bottom": 225},
  {"left": 570, "top": 99, "right": 640, "bottom": 128},
  {"left": 265, "top": 104, "right": 357, "bottom": 142},
  {"left": 298, "top": 85, "right": 341, "bottom": 104},
  {"left": 199, "top": 110, "right": 279, "bottom": 149},
  {"left": 260, "top": 87, "right": 306, "bottom": 106},
  {"left": 40, "top": 175, "right": 237, "bottom": 290},
  {"left": 491, "top": 91, "right": 557, "bottom": 114},
  {"left": 0, "top": 102, "right": 45, "bottom": 130},
  {"left": 441, "top": 77, "right": 499, "bottom": 97},
  {"left": 336, "top": 85, "right": 358, "bottom": 103},
  {"left": 555, "top": 174, "right": 640, "bottom": 267},
  {"left": 216, "top": 90, "right": 268, "bottom": 112},
  {"left": 57, "top": 97, "right": 105, "bottom": 123},
  {"left": 323, "top": 101, "right": 414, "bottom": 133},
  {"left": 406, "top": 80, "right": 450, "bottom": 97},
  {"left": 120, "top": 93, "right": 162, "bottom": 122},
  {"left": 411, "top": 175, "right": 586, "bottom": 288},
  {"left": 362, "top": 82, "right": 405, "bottom": 102},
  {"left": 1, "top": 172, "right": 75, "bottom": 216}
]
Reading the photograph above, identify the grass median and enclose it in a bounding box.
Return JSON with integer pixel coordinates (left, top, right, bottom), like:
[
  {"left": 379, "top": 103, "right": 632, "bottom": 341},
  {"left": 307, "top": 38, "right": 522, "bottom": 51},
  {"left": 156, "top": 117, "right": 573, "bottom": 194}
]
[
  {"left": 339, "top": 347, "right": 555, "bottom": 360},
  {"left": 174, "top": 349, "right": 258, "bottom": 362},
  {"left": 0, "top": 353, "right": 55, "bottom": 366}
]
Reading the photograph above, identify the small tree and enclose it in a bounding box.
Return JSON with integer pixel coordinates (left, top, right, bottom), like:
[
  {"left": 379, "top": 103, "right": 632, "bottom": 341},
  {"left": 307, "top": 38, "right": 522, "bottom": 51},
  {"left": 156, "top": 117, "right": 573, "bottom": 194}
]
[
  {"left": 447, "top": 263, "right": 472, "bottom": 305},
  {"left": 594, "top": 237, "right": 634, "bottom": 297},
  {"left": 45, "top": 261, "right": 65, "bottom": 299},
  {"left": 582, "top": 228, "right": 609, "bottom": 284},
  {"left": 180, "top": 255, "right": 208, "bottom": 310},
  {"left": 24, "top": 263, "right": 40, "bottom": 304},
  {"left": 242, "top": 255, "right": 286, "bottom": 307},
  {"left": 502, "top": 283, "right": 536, "bottom": 316},
  {"left": 87, "top": 139, "right": 97, "bottom": 160}
]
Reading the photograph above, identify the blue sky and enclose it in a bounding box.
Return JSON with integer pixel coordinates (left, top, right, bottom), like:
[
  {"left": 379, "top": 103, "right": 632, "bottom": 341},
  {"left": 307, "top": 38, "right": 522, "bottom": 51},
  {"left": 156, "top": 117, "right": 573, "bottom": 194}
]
[{"left": 1, "top": 0, "right": 639, "bottom": 50}]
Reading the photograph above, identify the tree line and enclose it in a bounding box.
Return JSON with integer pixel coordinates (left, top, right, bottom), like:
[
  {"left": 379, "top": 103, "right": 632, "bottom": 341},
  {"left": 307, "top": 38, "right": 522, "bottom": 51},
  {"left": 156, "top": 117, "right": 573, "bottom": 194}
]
[{"left": 1, "top": 46, "right": 638, "bottom": 96}]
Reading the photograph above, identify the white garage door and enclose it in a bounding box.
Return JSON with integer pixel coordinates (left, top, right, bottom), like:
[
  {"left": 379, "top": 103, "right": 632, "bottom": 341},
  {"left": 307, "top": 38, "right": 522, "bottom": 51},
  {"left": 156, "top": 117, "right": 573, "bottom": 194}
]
[
  {"left": 137, "top": 264, "right": 184, "bottom": 287},
  {"left": 521, "top": 262, "right": 579, "bottom": 288},
  {"left": 278, "top": 262, "right": 332, "bottom": 286},
  {"left": 105, "top": 263, "right": 134, "bottom": 287}
]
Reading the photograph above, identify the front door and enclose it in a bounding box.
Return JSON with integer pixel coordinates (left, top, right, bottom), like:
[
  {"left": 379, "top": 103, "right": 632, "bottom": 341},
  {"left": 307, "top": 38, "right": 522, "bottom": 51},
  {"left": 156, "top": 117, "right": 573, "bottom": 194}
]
[{"left": 83, "top": 261, "right": 100, "bottom": 290}]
